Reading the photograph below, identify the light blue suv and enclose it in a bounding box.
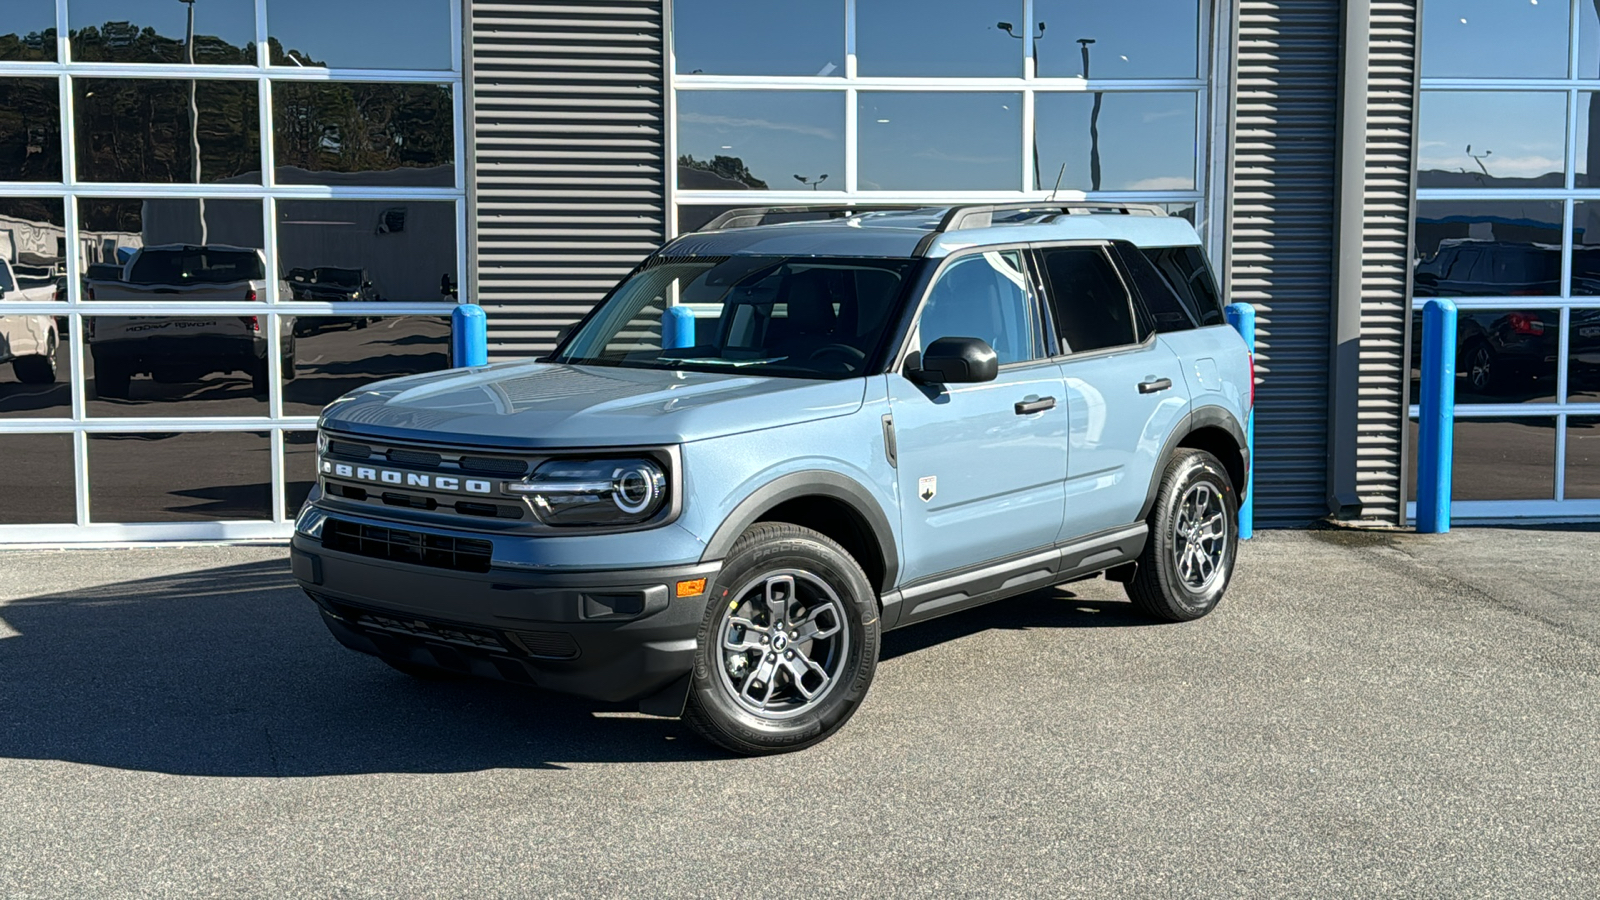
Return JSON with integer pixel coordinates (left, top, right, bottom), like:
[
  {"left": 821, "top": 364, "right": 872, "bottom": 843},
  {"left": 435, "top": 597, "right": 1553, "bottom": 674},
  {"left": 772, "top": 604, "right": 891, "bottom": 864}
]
[{"left": 290, "top": 203, "right": 1253, "bottom": 754}]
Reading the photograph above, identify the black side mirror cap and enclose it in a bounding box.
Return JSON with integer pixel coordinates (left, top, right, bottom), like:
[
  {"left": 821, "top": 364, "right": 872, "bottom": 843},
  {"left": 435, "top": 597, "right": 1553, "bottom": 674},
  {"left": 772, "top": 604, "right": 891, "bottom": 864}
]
[{"left": 909, "top": 336, "right": 999, "bottom": 384}]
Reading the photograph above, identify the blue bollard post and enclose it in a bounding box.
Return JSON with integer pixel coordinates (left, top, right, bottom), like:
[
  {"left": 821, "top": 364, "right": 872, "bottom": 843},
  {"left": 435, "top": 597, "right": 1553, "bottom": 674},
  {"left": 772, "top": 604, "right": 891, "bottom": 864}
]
[
  {"left": 1225, "top": 302, "right": 1256, "bottom": 540},
  {"left": 1416, "top": 297, "right": 1457, "bottom": 533},
  {"left": 661, "top": 305, "right": 696, "bottom": 350},
  {"left": 451, "top": 303, "right": 487, "bottom": 368}
]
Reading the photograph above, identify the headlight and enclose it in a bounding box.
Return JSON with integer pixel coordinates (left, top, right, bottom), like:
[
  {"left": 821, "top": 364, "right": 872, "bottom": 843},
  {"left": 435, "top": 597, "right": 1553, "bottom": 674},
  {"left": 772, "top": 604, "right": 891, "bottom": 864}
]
[{"left": 507, "top": 457, "right": 668, "bottom": 527}]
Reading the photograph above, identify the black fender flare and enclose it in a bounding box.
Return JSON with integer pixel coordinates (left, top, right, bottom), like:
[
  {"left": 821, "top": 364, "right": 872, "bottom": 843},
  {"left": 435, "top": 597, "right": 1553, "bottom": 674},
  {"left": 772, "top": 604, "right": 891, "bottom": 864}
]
[
  {"left": 1137, "top": 405, "right": 1250, "bottom": 521},
  {"left": 699, "top": 470, "right": 900, "bottom": 592}
]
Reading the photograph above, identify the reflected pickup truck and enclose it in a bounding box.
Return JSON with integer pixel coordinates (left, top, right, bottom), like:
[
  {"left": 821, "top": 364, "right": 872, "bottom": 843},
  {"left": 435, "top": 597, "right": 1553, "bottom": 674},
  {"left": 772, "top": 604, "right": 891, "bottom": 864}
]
[
  {"left": 86, "top": 244, "right": 294, "bottom": 399},
  {"left": 290, "top": 203, "right": 1253, "bottom": 755},
  {"left": 0, "top": 256, "right": 62, "bottom": 384}
]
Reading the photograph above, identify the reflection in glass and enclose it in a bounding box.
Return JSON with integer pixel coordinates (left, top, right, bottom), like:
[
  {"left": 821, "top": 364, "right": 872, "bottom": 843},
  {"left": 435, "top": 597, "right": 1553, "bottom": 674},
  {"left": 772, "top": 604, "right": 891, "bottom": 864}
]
[
  {"left": 856, "top": 0, "right": 1022, "bottom": 77},
  {"left": 1453, "top": 417, "right": 1557, "bottom": 501},
  {"left": 75, "top": 80, "right": 261, "bottom": 184},
  {"left": 285, "top": 430, "right": 318, "bottom": 517},
  {"left": 69, "top": 0, "right": 256, "bottom": 64},
  {"left": 78, "top": 198, "right": 264, "bottom": 277},
  {"left": 1035, "top": 92, "right": 1196, "bottom": 191},
  {"left": 89, "top": 431, "right": 272, "bottom": 522},
  {"left": 1034, "top": 0, "right": 1199, "bottom": 79},
  {"left": 282, "top": 316, "right": 450, "bottom": 416},
  {"left": 1575, "top": 0, "right": 1600, "bottom": 81},
  {"left": 84, "top": 315, "right": 279, "bottom": 416},
  {"left": 0, "top": 79, "right": 62, "bottom": 182},
  {"left": 1567, "top": 309, "right": 1600, "bottom": 401},
  {"left": 1408, "top": 307, "right": 1560, "bottom": 403},
  {"left": 1421, "top": 0, "right": 1568, "bottom": 78},
  {"left": 0, "top": 434, "right": 75, "bottom": 523},
  {"left": 0, "top": 198, "right": 67, "bottom": 413},
  {"left": 1418, "top": 92, "right": 1566, "bottom": 189},
  {"left": 268, "top": 0, "right": 453, "bottom": 70},
  {"left": 278, "top": 200, "right": 457, "bottom": 304},
  {"left": 1565, "top": 418, "right": 1600, "bottom": 498},
  {"left": 858, "top": 93, "right": 1022, "bottom": 191},
  {"left": 673, "top": 0, "right": 844, "bottom": 76},
  {"left": 0, "top": 1, "right": 56, "bottom": 61},
  {"left": 272, "top": 82, "right": 454, "bottom": 186},
  {"left": 676, "top": 92, "right": 844, "bottom": 191},
  {"left": 1413, "top": 201, "right": 1563, "bottom": 297}
]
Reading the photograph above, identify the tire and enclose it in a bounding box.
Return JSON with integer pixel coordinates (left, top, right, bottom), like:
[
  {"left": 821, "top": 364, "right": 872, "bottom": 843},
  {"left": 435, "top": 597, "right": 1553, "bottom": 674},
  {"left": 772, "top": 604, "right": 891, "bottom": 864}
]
[
  {"left": 683, "top": 522, "right": 880, "bottom": 755},
  {"left": 1125, "top": 448, "right": 1239, "bottom": 623},
  {"left": 12, "top": 338, "right": 56, "bottom": 385},
  {"left": 380, "top": 656, "right": 467, "bottom": 681},
  {"left": 92, "top": 356, "right": 131, "bottom": 400},
  {"left": 1464, "top": 342, "right": 1497, "bottom": 395},
  {"left": 250, "top": 357, "right": 270, "bottom": 396}
]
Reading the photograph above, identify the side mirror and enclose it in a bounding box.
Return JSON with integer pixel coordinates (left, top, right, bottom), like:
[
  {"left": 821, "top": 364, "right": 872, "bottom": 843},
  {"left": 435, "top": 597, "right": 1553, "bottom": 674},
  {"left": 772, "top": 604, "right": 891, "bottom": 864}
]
[{"left": 910, "top": 336, "right": 998, "bottom": 385}]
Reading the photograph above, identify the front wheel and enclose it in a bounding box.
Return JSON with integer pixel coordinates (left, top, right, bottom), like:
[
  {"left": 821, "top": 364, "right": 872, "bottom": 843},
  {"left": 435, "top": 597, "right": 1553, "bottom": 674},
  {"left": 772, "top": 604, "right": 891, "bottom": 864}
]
[
  {"left": 12, "top": 337, "right": 57, "bottom": 385},
  {"left": 683, "top": 522, "right": 880, "bottom": 755},
  {"left": 1125, "top": 448, "right": 1239, "bottom": 622}
]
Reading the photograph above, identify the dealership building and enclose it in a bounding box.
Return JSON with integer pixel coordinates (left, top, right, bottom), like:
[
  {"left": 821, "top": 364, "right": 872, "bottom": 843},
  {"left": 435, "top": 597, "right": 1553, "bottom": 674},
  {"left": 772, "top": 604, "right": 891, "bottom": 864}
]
[{"left": 0, "top": 0, "right": 1594, "bottom": 542}]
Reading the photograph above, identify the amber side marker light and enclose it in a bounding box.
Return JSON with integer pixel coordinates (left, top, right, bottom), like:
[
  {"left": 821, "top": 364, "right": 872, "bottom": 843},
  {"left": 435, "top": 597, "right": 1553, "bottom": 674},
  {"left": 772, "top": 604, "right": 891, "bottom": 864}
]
[{"left": 676, "top": 578, "right": 707, "bottom": 598}]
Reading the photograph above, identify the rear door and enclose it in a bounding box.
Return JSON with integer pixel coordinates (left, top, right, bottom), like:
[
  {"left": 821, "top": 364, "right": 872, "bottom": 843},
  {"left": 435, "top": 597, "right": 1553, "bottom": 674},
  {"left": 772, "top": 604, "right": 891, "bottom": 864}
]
[
  {"left": 887, "top": 248, "right": 1067, "bottom": 586},
  {"left": 1033, "top": 242, "right": 1191, "bottom": 540}
]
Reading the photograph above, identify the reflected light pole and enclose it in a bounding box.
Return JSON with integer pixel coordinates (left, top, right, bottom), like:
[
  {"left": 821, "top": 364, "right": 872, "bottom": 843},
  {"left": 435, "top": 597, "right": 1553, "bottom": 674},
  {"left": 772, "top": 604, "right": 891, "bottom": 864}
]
[
  {"left": 1078, "top": 38, "right": 1102, "bottom": 192},
  {"left": 181, "top": 0, "right": 206, "bottom": 243},
  {"left": 794, "top": 174, "right": 828, "bottom": 190},
  {"left": 1000, "top": 21, "right": 1046, "bottom": 189}
]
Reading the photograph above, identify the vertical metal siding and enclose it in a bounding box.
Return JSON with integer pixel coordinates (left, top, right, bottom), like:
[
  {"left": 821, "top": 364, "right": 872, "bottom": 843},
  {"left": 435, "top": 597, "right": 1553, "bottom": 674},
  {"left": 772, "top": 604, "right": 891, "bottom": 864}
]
[
  {"left": 1231, "top": 1, "right": 1340, "bottom": 525},
  {"left": 1353, "top": 0, "right": 1418, "bottom": 525},
  {"left": 470, "top": 0, "right": 666, "bottom": 359}
]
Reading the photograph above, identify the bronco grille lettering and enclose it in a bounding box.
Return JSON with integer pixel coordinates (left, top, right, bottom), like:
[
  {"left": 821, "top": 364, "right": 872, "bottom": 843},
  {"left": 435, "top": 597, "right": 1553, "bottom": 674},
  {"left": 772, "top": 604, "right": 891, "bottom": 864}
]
[{"left": 321, "top": 459, "right": 492, "bottom": 494}]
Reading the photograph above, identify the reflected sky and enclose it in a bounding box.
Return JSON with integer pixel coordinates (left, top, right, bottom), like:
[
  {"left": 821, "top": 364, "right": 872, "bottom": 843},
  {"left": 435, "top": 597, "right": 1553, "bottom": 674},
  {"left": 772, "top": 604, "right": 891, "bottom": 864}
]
[
  {"left": 676, "top": 91, "right": 843, "bottom": 190},
  {"left": 674, "top": 0, "right": 843, "bottom": 76},
  {"left": 0, "top": 0, "right": 56, "bottom": 61},
  {"left": 1035, "top": 92, "right": 1196, "bottom": 191},
  {"left": 856, "top": 0, "right": 1023, "bottom": 77},
  {"left": 1034, "top": 0, "right": 1199, "bottom": 79},
  {"left": 267, "top": 0, "right": 454, "bottom": 70},
  {"left": 857, "top": 92, "right": 1021, "bottom": 190},
  {"left": 70, "top": 0, "right": 256, "bottom": 63},
  {"left": 1421, "top": 0, "right": 1570, "bottom": 78},
  {"left": 1417, "top": 91, "right": 1566, "bottom": 188}
]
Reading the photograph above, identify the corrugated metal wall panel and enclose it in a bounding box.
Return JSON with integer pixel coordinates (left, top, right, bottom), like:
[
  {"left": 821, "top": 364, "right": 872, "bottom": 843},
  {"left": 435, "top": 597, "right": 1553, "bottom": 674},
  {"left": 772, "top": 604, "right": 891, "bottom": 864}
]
[
  {"left": 1232, "top": 1, "right": 1340, "bottom": 525},
  {"left": 471, "top": 0, "right": 665, "bottom": 359},
  {"left": 1352, "top": 0, "right": 1418, "bottom": 525}
]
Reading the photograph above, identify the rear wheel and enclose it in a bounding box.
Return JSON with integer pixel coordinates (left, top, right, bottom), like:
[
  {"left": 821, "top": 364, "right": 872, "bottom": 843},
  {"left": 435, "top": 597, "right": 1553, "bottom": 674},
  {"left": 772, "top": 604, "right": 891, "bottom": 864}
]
[
  {"left": 12, "top": 336, "right": 56, "bottom": 384},
  {"left": 250, "top": 357, "right": 270, "bottom": 395},
  {"left": 1125, "top": 448, "right": 1238, "bottom": 622},
  {"left": 92, "top": 356, "right": 131, "bottom": 400},
  {"left": 683, "top": 522, "right": 880, "bottom": 755},
  {"left": 1464, "top": 342, "right": 1498, "bottom": 395}
]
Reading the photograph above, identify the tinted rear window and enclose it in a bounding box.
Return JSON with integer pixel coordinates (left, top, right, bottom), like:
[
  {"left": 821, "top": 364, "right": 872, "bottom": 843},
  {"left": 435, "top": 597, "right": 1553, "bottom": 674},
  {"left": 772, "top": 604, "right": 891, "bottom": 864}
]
[
  {"left": 1142, "top": 245, "right": 1224, "bottom": 328},
  {"left": 127, "top": 248, "right": 264, "bottom": 286}
]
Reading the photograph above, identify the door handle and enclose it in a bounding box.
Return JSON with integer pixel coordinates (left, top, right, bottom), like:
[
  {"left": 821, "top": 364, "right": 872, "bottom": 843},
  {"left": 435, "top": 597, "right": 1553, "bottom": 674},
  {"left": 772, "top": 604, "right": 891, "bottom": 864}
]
[
  {"left": 1138, "top": 377, "right": 1173, "bottom": 394},
  {"left": 1014, "top": 396, "right": 1056, "bottom": 415}
]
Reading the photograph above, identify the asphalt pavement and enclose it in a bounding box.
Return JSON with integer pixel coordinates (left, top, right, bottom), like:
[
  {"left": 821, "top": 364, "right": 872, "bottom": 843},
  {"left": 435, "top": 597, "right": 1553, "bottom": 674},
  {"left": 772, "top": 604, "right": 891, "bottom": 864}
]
[{"left": 1, "top": 528, "right": 1597, "bottom": 897}]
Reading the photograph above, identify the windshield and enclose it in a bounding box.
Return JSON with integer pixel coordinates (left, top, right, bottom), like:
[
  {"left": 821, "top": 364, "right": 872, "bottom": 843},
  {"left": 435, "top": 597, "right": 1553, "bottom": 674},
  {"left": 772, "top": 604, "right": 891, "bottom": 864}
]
[
  {"left": 313, "top": 267, "right": 362, "bottom": 287},
  {"left": 127, "top": 248, "right": 265, "bottom": 286},
  {"left": 552, "top": 255, "right": 916, "bottom": 378}
]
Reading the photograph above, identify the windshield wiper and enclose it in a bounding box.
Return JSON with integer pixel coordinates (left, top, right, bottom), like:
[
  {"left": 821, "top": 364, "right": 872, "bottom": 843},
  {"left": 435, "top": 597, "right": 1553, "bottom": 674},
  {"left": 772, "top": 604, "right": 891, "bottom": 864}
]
[{"left": 654, "top": 356, "right": 789, "bottom": 368}]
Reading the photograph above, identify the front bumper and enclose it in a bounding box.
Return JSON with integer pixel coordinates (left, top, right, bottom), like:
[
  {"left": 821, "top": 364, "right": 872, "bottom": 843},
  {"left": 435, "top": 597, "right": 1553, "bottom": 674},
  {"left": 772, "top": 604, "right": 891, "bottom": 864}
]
[{"left": 291, "top": 533, "right": 719, "bottom": 703}]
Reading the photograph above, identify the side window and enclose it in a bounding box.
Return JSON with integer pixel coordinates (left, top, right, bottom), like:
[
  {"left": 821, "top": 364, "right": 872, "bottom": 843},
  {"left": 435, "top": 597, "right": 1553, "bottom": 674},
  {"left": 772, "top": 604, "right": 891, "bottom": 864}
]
[
  {"left": 917, "top": 250, "right": 1040, "bottom": 365},
  {"left": 1114, "top": 241, "right": 1198, "bottom": 334},
  {"left": 1036, "top": 245, "right": 1139, "bottom": 353},
  {"left": 1146, "top": 245, "right": 1225, "bottom": 328}
]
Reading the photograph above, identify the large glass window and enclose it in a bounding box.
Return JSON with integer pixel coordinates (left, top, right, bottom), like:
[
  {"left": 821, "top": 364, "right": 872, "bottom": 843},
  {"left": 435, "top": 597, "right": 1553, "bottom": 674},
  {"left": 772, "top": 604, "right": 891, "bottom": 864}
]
[
  {"left": 1413, "top": 2, "right": 1600, "bottom": 517},
  {"left": 672, "top": 2, "right": 1214, "bottom": 247},
  {"left": 917, "top": 251, "right": 1039, "bottom": 365},
  {"left": 0, "top": 1, "right": 465, "bottom": 538}
]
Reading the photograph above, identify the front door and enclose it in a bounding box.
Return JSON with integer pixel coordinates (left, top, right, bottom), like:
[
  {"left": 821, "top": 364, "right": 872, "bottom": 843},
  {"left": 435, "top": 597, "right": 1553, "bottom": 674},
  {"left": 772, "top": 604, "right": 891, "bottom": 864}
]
[
  {"left": 1034, "top": 243, "right": 1191, "bottom": 539},
  {"left": 888, "top": 249, "right": 1068, "bottom": 585}
]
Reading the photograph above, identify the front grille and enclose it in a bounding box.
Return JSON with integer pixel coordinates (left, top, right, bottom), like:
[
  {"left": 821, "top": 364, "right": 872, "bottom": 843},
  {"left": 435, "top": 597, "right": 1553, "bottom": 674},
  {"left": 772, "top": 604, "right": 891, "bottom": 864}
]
[
  {"left": 507, "top": 630, "right": 581, "bottom": 660},
  {"left": 322, "top": 519, "right": 493, "bottom": 573},
  {"left": 328, "top": 439, "right": 373, "bottom": 459},
  {"left": 387, "top": 447, "right": 444, "bottom": 468},
  {"left": 319, "top": 431, "right": 535, "bottom": 522}
]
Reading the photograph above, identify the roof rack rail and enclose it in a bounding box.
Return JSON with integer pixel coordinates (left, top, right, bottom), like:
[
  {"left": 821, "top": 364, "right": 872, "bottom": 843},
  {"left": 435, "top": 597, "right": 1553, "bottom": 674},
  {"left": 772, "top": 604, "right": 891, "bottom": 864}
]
[
  {"left": 934, "top": 201, "right": 1167, "bottom": 232},
  {"left": 697, "top": 205, "right": 925, "bottom": 232}
]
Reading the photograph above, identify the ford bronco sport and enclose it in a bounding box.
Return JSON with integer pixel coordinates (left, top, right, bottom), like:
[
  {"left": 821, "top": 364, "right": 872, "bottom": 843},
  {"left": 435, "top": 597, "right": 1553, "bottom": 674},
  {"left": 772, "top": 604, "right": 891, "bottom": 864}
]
[{"left": 290, "top": 203, "right": 1252, "bottom": 754}]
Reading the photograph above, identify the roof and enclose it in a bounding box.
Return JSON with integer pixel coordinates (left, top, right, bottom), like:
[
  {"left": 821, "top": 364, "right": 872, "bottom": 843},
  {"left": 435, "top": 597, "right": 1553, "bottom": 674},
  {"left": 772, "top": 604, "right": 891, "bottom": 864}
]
[{"left": 661, "top": 205, "right": 1204, "bottom": 260}]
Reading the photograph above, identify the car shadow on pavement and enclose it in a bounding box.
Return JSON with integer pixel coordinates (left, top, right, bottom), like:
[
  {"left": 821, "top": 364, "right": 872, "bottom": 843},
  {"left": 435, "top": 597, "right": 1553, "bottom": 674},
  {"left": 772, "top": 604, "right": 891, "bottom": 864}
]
[
  {"left": 0, "top": 559, "right": 721, "bottom": 776},
  {"left": 880, "top": 588, "right": 1157, "bottom": 662}
]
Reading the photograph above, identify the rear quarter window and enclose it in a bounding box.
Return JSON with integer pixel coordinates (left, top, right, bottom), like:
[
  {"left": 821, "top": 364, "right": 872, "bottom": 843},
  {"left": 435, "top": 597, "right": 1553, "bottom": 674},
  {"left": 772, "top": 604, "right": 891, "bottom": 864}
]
[{"left": 1128, "top": 244, "right": 1225, "bottom": 330}]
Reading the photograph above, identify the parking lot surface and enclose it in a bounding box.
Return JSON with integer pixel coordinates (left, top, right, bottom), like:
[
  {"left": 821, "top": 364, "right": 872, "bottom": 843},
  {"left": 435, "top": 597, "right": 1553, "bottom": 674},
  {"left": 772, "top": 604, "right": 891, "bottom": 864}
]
[{"left": 1, "top": 528, "right": 1597, "bottom": 898}]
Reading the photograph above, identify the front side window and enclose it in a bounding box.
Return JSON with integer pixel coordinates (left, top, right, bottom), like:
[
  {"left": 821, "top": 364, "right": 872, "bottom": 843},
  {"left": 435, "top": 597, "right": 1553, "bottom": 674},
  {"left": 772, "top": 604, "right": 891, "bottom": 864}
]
[
  {"left": 1036, "top": 244, "right": 1139, "bottom": 353},
  {"left": 554, "top": 256, "right": 915, "bottom": 379},
  {"left": 915, "top": 250, "right": 1040, "bottom": 365}
]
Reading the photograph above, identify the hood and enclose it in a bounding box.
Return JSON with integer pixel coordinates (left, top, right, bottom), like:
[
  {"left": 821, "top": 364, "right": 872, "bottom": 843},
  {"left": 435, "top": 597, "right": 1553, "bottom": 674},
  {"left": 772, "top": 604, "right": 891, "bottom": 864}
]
[{"left": 318, "top": 361, "right": 868, "bottom": 449}]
